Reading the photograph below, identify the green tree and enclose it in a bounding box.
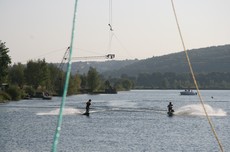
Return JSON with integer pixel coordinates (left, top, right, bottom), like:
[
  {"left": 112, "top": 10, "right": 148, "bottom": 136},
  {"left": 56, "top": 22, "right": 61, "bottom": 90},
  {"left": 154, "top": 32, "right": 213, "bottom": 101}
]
[
  {"left": 121, "top": 79, "right": 133, "bottom": 90},
  {"left": 6, "top": 85, "right": 22, "bottom": 101},
  {"left": 113, "top": 78, "right": 133, "bottom": 91},
  {"left": 161, "top": 78, "right": 170, "bottom": 89},
  {"left": 114, "top": 82, "right": 123, "bottom": 91},
  {"left": 104, "top": 80, "right": 111, "bottom": 89},
  {"left": 8, "top": 63, "right": 25, "bottom": 88},
  {"left": 74, "top": 74, "right": 81, "bottom": 91},
  {"left": 68, "top": 74, "right": 81, "bottom": 95},
  {"left": 0, "top": 41, "right": 11, "bottom": 83},
  {"left": 87, "top": 67, "right": 100, "bottom": 92},
  {"left": 80, "top": 74, "right": 87, "bottom": 89},
  {"left": 24, "top": 59, "right": 49, "bottom": 89},
  {"left": 47, "top": 63, "right": 64, "bottom": 94}
]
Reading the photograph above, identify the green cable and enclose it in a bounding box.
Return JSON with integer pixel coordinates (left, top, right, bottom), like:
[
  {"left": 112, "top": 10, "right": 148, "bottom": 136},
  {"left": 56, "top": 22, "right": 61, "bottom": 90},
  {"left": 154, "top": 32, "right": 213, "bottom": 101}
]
[{"left": 51, "top": 0, "right": 79, "bottom": 151}]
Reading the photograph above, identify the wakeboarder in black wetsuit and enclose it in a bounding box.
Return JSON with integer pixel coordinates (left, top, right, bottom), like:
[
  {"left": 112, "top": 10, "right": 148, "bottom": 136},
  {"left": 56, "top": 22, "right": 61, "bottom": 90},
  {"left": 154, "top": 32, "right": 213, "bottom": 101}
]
[
  {"left": 167, "top": 102, "right": 174, "bottom": 113},
  {"left": 85, "top": 99, "right": 91, "bottom": 115}
]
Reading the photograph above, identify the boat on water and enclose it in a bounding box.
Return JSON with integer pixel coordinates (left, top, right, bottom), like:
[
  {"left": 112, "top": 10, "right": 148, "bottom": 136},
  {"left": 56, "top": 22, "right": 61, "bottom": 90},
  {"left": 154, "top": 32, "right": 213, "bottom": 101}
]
[
  {"left": 42, "top": 95, "right": 52, "bottom": 100},
  {"left": 32, "top": 92, "right": 52, "bottom": 100},
  {"left": 42, "top": 92, "right": 52, "bottom": 100},
  {"left": 180, "top": 89, "right": 197, "bottom": 95}
]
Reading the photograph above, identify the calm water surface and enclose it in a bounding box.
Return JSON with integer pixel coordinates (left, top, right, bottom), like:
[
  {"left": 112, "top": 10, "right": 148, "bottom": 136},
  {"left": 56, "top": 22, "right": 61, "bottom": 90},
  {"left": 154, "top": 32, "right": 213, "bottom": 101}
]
[{"left": 0, "top": 90, "right": 230, "bottom": 152}]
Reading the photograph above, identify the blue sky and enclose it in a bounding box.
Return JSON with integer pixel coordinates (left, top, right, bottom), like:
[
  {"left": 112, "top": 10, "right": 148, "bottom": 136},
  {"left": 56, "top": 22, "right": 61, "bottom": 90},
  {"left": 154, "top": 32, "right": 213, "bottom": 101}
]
[{"left": 1, "top": 0, "right": 230, "bottom": 63}]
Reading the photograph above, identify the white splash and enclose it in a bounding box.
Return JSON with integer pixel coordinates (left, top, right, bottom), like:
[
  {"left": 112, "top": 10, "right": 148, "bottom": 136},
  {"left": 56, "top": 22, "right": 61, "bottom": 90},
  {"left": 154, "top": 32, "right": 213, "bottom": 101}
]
[
  {"left": 36, "top": 108, "right": 83, "bottom": 116},
  {"left": 174, "top": 104, "right": 227, "bottom": 116}
]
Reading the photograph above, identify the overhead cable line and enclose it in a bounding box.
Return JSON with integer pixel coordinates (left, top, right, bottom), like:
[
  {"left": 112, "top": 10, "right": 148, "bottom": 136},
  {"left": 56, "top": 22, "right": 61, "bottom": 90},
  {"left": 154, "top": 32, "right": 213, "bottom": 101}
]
[
  {"left": 58, "top": 47, "right": 70, "bottom": 70},
  {"left": 16, "top": 47, "right": 67, "bottom": 63}
]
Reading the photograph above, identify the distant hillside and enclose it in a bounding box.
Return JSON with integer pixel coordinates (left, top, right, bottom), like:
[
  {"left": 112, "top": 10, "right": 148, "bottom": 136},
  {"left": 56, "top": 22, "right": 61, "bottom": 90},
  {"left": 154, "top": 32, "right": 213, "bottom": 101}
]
[
  {"left": 64, "top": 44, "right": 230, "bottom": 77},
  {"left": 69, "top": 59, "right": 138, "bottom": 75},
  {"left": 103, "top": 44, "right": 230, "bottom": 77}
]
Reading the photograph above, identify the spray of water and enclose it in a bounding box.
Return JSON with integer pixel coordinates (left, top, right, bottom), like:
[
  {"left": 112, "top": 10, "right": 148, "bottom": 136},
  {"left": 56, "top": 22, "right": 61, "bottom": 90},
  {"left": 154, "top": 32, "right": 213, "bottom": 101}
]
[
  {"left": 174, "top": 104, "right": 227, "bottom": 116},
  {"left": 36, "top": 108, "right": 83, "bottom": 116}
]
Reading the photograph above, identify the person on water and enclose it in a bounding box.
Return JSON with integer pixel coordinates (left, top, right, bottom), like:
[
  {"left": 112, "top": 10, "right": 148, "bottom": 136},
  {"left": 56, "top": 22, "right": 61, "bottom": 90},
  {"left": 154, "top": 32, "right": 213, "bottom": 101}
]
[
  {"left": 85, "top": 99, "right": 91, "bottom": 114},
  {"left": 167, "top": 102, "right": 174, "bottom": 112}
]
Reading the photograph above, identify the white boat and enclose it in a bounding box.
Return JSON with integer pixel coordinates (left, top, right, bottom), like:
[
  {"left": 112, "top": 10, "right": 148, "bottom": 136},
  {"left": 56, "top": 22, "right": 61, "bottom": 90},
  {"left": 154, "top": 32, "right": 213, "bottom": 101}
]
[
  {"left": 180, "top": 89, "right": 197, "bottom": 95},
  {"left": 42, "top": 92, "right": 52, "bottom": 100}
]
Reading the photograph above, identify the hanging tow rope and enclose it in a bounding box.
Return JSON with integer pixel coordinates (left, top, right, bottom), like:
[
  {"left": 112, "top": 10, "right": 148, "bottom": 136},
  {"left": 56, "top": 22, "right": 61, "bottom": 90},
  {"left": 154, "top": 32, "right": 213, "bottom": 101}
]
[
  {"left": 51, "top": 0, "right": 79, "bottom": 152},
  {"left": 107, "top": 0, "right": 134, "bottom": 59},
  {"left": 170, "top": 1, "right": 224, "bottom": 152},
  {"left": 107, "top": 0, "right": 114, "bottom": 53}
]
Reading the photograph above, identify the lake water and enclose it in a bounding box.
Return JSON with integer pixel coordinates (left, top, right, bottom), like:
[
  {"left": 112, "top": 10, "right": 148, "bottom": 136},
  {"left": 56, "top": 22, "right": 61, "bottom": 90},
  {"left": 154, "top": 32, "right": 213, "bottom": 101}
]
[{"left": 0, "top": 90, "right": 229, "bottom": 152}]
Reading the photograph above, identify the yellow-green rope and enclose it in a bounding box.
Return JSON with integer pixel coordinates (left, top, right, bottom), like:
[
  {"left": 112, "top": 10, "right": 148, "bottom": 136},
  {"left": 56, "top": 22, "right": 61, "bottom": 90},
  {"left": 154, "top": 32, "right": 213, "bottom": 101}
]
[{"left": 170, "top": 1, "right": 224, "bottom": 151}]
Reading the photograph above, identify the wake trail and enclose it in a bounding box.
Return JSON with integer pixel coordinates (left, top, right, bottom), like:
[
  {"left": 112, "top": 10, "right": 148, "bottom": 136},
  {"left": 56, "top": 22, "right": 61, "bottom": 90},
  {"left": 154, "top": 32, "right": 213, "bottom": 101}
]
[
  {"left": 36, "top": 108, "right": 83, "bottom": 116},
  {"left": 174, "top": 104, "right": 227, "bottom": 116}
]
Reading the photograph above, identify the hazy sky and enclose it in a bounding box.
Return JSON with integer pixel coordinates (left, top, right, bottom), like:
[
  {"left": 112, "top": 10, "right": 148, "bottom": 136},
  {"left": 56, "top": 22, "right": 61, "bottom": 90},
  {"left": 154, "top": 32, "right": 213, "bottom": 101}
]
[{"left": 1, "top": 0, "right": 230, "bottom": 63}]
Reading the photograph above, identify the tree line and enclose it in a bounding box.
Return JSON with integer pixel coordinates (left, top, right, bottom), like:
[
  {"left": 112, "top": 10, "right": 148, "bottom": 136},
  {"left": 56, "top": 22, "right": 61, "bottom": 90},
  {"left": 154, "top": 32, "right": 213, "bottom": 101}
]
[
  {"left": 1, "top": 61, "right": 133, "bottom": 102},
  {"left": 135, "top": 72, "right": 230, "bottom": 89},
  {"left": 0, "top": 41, "right": 133, "bottom": 102}
]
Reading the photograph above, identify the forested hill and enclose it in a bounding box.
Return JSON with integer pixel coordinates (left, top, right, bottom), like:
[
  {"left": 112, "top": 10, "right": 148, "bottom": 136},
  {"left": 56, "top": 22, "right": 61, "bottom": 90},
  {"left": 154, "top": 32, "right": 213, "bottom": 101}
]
[
  {"left": 103, "top": 44, "right": 230, "bottom": 77},
  {"left": 69, "top": 44, "right": 230, "bottom": 77},
  {"left": 70, "top": 59, "right": 138, "bottom": 75}
]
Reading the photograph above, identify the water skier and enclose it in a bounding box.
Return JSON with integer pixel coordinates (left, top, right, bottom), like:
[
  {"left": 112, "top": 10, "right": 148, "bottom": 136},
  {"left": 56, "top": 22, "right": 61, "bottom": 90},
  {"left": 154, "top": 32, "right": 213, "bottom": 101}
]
[
  {"left": 85, "top": 99, "right": 91, "bottom": 114},
  {"left": 167, "top": 102, "right": 174, "bottom": 113}
]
